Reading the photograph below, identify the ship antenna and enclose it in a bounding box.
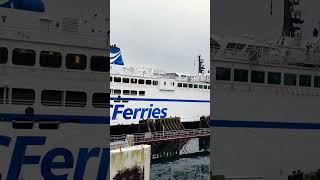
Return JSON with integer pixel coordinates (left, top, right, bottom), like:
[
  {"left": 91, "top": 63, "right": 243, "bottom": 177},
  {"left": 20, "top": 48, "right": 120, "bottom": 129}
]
[
  {"left": 282, "top": 0, "right": 304, "bottom": 37},
  {"left": 197, "top": 55, "right": 205, "bottom": 74},
  {"left": 270, "top": 0, "right": 273, "bottom": 15}
]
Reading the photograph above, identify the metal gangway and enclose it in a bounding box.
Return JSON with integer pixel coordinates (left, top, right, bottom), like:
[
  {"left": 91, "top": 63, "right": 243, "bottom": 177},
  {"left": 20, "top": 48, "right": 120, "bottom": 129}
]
[{"left": 111, "top": 128, "right": 210, "bottom": 145}]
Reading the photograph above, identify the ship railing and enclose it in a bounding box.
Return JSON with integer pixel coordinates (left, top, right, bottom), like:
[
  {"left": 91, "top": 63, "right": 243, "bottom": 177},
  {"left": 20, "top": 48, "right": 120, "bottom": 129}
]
[
  {"left": 133, "top": 128, "right": 210, "bottom": 143},
  {"left": 222, "top": 48, "right": 249, "bottom": 60},
  {"left": 110, "top": 135, "right": 127, "bottom": 142},
  {"left": 214, "top": 47, "right": 283, "bottom": 63}
]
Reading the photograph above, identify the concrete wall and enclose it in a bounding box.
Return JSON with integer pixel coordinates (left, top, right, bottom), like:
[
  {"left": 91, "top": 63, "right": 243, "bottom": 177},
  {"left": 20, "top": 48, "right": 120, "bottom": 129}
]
[{"left": 110, "top": 145, "right": 151, "bottom": 180}]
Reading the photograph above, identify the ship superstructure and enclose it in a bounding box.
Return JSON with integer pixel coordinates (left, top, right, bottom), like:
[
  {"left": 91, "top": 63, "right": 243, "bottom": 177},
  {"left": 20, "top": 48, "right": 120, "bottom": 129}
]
[
  {"left": 0, "top": 0, "right": 110, "bottom": 179},
  {"left": 110, "top": 46, "right": 210, "bottom": 126},
  {"left": 211, "top": 0, "right": 320, "bottom": 179}
]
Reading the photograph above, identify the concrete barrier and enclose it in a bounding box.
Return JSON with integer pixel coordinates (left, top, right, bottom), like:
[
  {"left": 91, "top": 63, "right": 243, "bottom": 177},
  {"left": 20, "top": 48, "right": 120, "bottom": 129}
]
[{"left": 110, "top": 144, "right": 151, "bottom": 180}]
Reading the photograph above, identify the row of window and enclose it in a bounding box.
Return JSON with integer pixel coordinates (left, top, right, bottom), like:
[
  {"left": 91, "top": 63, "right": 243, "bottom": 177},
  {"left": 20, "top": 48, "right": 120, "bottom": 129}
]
[
  {"left": 110, "top": 89, "right": 146, "bottom": 96},
  {"left": 177, "top": 83, "right": 210, "bottom": 89},
  {"left": 0, "top": 47, "right": 109, "bottom": 72},
  {"left": 216, "top": 67, "right": 320, "bottom": 87},
  {"left": 0, "top": 88, "right": 108, "bottom": 108},
  {"left": 110, "top": 76, "right": 210, "bottom": 89},
  {"left": 110, "top": 76, "right": 159, "bottom": 85}
]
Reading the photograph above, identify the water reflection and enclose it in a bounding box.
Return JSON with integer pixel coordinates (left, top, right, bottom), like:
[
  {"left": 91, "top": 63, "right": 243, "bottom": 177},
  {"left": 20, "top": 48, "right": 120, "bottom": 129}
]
[{"left": 150, "top": 138, "right": 210, "bottom": 180}]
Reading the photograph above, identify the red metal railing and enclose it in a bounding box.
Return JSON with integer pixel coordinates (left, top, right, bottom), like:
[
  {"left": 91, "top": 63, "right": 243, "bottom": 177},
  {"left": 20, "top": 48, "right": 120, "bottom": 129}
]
[{"left": 111, "top": 128, "right": 210, "bottom": 145}]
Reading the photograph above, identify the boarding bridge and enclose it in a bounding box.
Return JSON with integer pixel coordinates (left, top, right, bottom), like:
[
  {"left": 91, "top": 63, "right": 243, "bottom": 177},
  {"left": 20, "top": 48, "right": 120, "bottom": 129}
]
[{"left": 111, "top": 117, "right": 210, "bottom": 145}]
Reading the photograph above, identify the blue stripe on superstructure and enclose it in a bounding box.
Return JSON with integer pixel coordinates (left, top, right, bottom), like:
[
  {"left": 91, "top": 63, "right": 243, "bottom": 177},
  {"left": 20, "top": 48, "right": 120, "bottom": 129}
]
[
  {"left": 110, "top": 97, "right": 210, "bottom": 103},
  {"left": 210, "top": 120, "right": 320, "bottom": 130},
  {"left": 0, "top": 113, "right": 110, "bottom": 124}
]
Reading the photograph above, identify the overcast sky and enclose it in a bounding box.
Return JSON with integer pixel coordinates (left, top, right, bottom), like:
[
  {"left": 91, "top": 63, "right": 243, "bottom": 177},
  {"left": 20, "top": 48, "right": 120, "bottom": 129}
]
[
  {"left": 111, "top": 0, "right": 320, "bottom": 73},
  {"left": 111, "top": 0, "right": 210, "bottom": 74},
  {"left": 212, "top": 0, "right": 320, "bottom": 42}
]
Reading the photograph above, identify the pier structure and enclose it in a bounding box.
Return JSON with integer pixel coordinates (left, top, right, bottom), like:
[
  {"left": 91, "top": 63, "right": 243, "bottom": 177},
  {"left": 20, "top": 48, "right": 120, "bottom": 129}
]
[
  {"left": 111, "top": 117, "right": 210, "bottom": 145},
  {"left": 111, "top": 117, "right": 210, "bottom": 160}
]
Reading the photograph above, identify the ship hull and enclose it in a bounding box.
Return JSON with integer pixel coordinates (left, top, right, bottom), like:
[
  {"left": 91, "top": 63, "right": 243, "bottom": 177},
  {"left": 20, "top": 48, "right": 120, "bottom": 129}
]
[{"left": 211, "top": 89, "right": 320, "bottom": 180}]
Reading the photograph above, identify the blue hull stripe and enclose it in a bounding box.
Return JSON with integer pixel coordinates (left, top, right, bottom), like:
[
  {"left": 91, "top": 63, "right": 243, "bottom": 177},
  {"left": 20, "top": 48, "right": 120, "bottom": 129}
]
[
  {"left": 210, "top": 120, "right": 320, "bottom": 130},
  {"left": 0, "top": 113, "right": 110, "bottom": 124},
  {"left": 110, "top": 97, "right": 210, "bottom": 103}
]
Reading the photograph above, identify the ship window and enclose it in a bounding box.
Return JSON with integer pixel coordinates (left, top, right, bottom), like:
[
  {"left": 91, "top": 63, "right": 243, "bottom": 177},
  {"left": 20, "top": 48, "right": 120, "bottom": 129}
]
[
  {"left": 114, "top": 77, "right": 121, "bottom": 82},
  {"left": 12, "top": 48, "right": 36, "bottom": 66},
  {"left": 123, "top": 90, "right": 130, "bottom": 95},
  {"left": 188, "top": 84, "right": 193, "bottom": 88},
  {"left": 284, "top": 73, "right": 296, "bottom": 86},
  {"left": 0, "top": 88, "right": 3, "bottom": 104},
  {"left": 234, "top": 69, "right": 248, "bottom": 82},
  {"left": 11, "top": 88, "right": 35, "bottom": 105},
  {"left": 203, "top": 85, "right": 208, "bottom": 89},
  {"left": 146, "top": 80, "right": 152, "bottom": 85},
  {"left": 122, "top": 78, "right": 129, "bottom": 83},
  {"left": 208, "top": 86, "right": 211, "bottom": 89},
  {"left": 178, "top": 83, "right": 182, "bottom": 87},
  {"left": 65, "top": 91, "right": 87, "bottom": 107},
  {"left": 183, "top": 83, "right": 187, "bottom": 88},
  {"left": 199, "top": 85, "right": 203, "bottom": 89},
  {"left": 66, "top": 54, "right": 87, "bottom": 70},
  {"left": 314, "top": 76, "right": 320, "bottom": 88},
  {"left": 299, "top": 75, "right": 311, "bottom": 87},
  {"left": 139, "top": 91, "right": 145, "bottom": 96},
  {"left": 0, "top": 47, "right": 8, "bottom": 64},
  {"left": 216, "top": 67, "right": 231, "bottom": 81},
  {"left": 131, "top": 90, "right": 137, "bottom": 96},
  {"left": 138, "top": 79, "right": 144, "bottom": 84},
  {"left": 41, "top": 90, "right": 63, "bottom": 106},
  {"left": 110, "top": 76, "right": 113, "bottom": 82},
  {"left": 131, "top": 78, "right": 137, "bottom": 84},
  {"left": 268, "top": 72, "right": 281, "bottom": 85},
  {"left": 164, "top": 81, "right": 166, "bottom": 85},
  {"left": 90, "top": 56, "right": 110, "bottom": 72},
  {"left": 4, "top": 88, "right": 8, "bottom": 104},
  {"left": 90, "top": 56, "right": 109, "bottom": 72},
  {"left": 152, "top": 81, "right": 158, "bottom": 85},
  {"left": 194, "top": 84, "right": 198, "bottom": 88},
  {"left": 251, "top": 71, "right": 265, "bottom": 83},
  {"left": 40, "top": 51, "right": 62, "bottom": 68},
  {"left": 92, "top": 93, "right": 108, "bottom": 108},
  {"left": 114, "top": 89, "right": 121, "bottom": 95}
]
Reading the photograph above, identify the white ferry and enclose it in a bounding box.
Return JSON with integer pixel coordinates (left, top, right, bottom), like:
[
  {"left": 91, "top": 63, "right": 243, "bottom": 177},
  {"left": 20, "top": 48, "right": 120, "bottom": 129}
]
[
  {"left": 0, "top": 0, "right": 109, "bottom": 179},
  {"left": 110, "top": 45, "right": 210, "bottom": 126},
  {"left": 211, "top": 0, "right": 320, "bottom": 179}
]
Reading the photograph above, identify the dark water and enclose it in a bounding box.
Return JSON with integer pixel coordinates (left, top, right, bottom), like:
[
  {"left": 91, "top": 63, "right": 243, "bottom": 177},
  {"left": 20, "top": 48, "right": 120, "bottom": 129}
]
[{"left": 150, "top": 138, "right": 210, "bottom": 180}]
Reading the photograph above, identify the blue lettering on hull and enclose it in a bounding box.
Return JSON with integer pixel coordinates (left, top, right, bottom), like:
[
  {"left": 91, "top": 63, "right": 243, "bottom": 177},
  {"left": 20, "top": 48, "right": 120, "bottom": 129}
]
[
  {"left": 111, "top": 104, "right": 168, "bottom": 120},
  {"left": 0, "top": 135, "right": 109, "bottom": 180}
]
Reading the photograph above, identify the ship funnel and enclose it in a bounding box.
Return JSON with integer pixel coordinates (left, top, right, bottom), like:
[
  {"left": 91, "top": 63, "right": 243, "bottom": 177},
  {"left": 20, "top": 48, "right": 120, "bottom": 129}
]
[{"left": 110, "top": 45, "right": 124, "bottom": 65}]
